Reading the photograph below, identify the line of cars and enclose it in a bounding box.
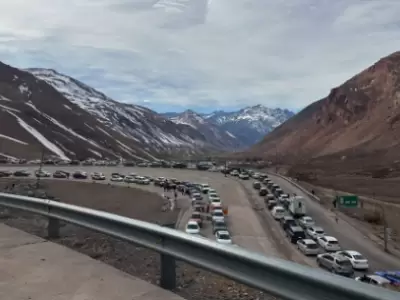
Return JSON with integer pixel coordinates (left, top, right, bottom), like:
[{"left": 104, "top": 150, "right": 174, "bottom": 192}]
[
  {"left": 181, "top": 183, "right": 232, "bottom": 245},
  {"left": 250, "top": 172, "right": 400, "bottom": 289}
]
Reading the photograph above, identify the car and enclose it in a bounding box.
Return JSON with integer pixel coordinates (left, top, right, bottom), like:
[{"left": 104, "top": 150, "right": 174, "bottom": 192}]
[
  {"left": 297, "top": 239, "right": 320, "bottom": 256},
  {"left": 280, "top": 216, "right": 296, "bottom": 231},
  {"left": 210, "top": 198, "right": 222, "bottom": 207},
  {"left": 355, "top": 274, "right": 391, "bottom": 286},
  {"left": 215, "top": 230, "right": 232, "bottom": 244},
  {"left": 110, "top": 175, "right": 124, "bottom": 182},
  {"left": 124, "top": 176, "right": 135, "bottom": 183},
  {"left": 271, "top": 206, "right": 285, "bottom": 220},
  {"left": 211, "top": 209, "right": 225, "bottom": 222},
  {"left": 0, "top": 170, "right": 12, "bottom": 177},
  {"left": 266, "top": 199, "right": 277, "bottom": 210},
  {"left": 52, "top": 170, "right": 68, "bottom": 179},
  {"left": 91, "top": 172, "right": 106, "bottom": 180},
  {"left": 192, "top": 192, "right": 203, "bottom": 201},
  {"left": 374, "top": 271, "right": 400, "bottom": 285},
  {"left": 317, "top": 236, "right": 341, "bottom": 252},
  {"left": 253, "top": 181, "right": 261, "bottom": 190},
  {"left": 191, "top": 212, "right": 203, "bottom": 228},
  {"left": 212, "top": 220, "right": 228, "bottom": 234},
  {"left": 306, "top": 226, "right": 325, "bottom": 240},
  {"left": 316, "top": 253, "right": 354, "bottom": 277},
  {"left": 336, "top": 250, "right": 368, "bottom": 270},
  {"left": 111, "top": 172, "right": 125, "bottom": 178},
  {"left": 239, "top": 173, "right": 249, "bottom": 180},
  {"left": 13, "top": 170, "right": 30, "bottom": 177},
  {"left": 35, "top": 170, "right": 51, "bottom": 178},
  {"left": 286, "top": 226, "right": 306, "bottom": 243},
  {"left": 72, "top": 171, "right": 87, "bottom": 179},
  {"left": 200, "top": 183, "right": 211, "bottom": 194},
  {"left": 259, "top": 187, "right": 268, "bottom": 196},
  {"left": 185, "top": 220, "right": 200, "bottom": 234},
  {"left": 230, "top": 170, "right": 239, "bottom": 176},
  {"left": 265, "top": 193, "right": 275, "bottom": 201},
  {"left": 298, "top": 216, "right": 315, "bottom": 228}
]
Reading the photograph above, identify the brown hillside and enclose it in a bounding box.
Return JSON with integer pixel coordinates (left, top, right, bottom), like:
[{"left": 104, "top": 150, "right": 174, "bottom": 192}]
[{"left": 249, "top": 51, "right": 400, "bottom": 173}]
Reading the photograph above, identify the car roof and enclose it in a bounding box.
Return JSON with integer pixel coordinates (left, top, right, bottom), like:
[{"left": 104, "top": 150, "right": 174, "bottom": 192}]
[
  {"left": 324, "top": 236, "right": 338, "bottom": 241},
  {"left": 290, "top": 226, "right": 304, "bottom": 231},
  {"left": 310, "top": 226, "right": 324, "bottom": 231},
  {"left": 302, "top": 216, "right": 313, "bottom": 220},
  {"left": 345, "top": 250, "right": 361, "bottom": 256},
  {"left": 217, "top": 230, "right": 230, "bottom": 235},
  {"left": 187, "top": 220, "right": 199, "bottom": 224},
  {"left": 302, "top": 239, "right": 316, "bottom": 244}
]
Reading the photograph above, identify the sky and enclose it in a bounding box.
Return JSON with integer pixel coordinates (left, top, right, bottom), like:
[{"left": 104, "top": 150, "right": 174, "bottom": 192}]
[{"left": 0, "top": 0, "right": 400, "bottom": 114}]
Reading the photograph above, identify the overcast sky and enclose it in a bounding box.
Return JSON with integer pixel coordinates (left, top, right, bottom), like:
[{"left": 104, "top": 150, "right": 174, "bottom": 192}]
[{"left": 0, "top": 0, "right": 400, "bottom": 113}]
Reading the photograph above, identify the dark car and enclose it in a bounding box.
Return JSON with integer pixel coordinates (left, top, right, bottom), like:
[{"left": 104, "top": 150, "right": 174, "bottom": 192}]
[
  {"left": 253, "top": 181, "right": 261, "bottom": 190},
  {"left": 266, "top": 199, "right": 277, "bottom": 210},
  {"left": 259, "top": 187, "right": 268, "bottom": 196},
  {"left": 123, "top": 161, "right": 135, "bottom": 167},
  {"left": 70, "top": 160, "right": 80, "bottom": 165},
  {"left": 172, "top": 162, "right": 188, "bottom": 169},
  {"left": 13, "top": 170, "right": 30, "bottom": 177},
  {"left": 286, "top": 226, "right": 306, "bottom": 243},
  {"left": 280, "top": 216, "right": 296, "bottom": 231},
  {"left": 73, "top": 171, "right": 88, "bottom": 179},
  {"left": 0, "top": 170, "right": 12, "bottom": 177},
  {"left": 212, "top": 220, "right": 228, "bottom": 234}
]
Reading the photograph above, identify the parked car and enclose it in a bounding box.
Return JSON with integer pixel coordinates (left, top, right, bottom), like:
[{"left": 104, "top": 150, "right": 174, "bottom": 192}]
[
  {"left": 0, "top": 170, "right": 12, "bottom": 177},
  {"left": 52, "top": 170, "right": 68, "bottom": 179},
  {"left": 215, "top": 230, "right": 232, "bottom": 244},
  {"left": 306, "top": 226, "right": 325, "bottom": 240},
  {"left": 259, "top": 187, "right": 268, "bottom": 196},
  {"left": 185, "top": 220, "right": 200, "bottom": 234},
  {"left": 280, "top": 216, "right": 296, "bottom": 231},
  {"left": 336, "top": 250, "right": 369, "bottom": 270},
  {"left": 124, "top": 176, "right": 135, "bottom": 183},
  {"left": 91, "top": 172, "right": 106, "bottom": 180},
  {"left": 110, "top": 175, "right": 124, "bottom": 182},
  {"left": 297, "top": 239, "right": 320, "bottom": 256},
  {"left": 317, "top": 253, "right": 354, "bottom": 277},
  {"left": 298, "top": 216, "right": 315, "bottom": 228},
  {"left": 200, "top": 183, "right": 211, "bottom": 194},
  {"left": 13, "top": 170, "right": 30, "bottom": 177},
  {"left": 191, "top": 212, "right": 203, "bottom": 228},
  {"left": 212, "top": 220, "right": 228, "bottom": 234},
  {"left": 317, "top": 236, "right": 341, "bottom": 252},
  {"left": 355, "top": 274, "right": 391, "bottom": 286},
  {"left": 239, "top": 173, "right": 249, "bottom": 180},
  {"left": 35, "top": 170, "right": 51, "bottom": 178},
  {"left": 253, "top": 181, "right": 261, "bottom": 190},
  {"left": 286, "top": 226, "right": 306, "bottom": 243},
  {"left": 72, "top": 171, "right": 88, "bottom": 179}
]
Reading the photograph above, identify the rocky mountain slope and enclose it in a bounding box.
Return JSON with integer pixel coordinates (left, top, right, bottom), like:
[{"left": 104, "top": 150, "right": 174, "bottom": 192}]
[
  {"left": 248, "top": 51, "right": 400, "bottom": 174},
  {"left": 164, "top": 105, "right": 294, "bottom": 146},
  {"left": 0, "top": 63, "right": 239, "bottom": 161}
]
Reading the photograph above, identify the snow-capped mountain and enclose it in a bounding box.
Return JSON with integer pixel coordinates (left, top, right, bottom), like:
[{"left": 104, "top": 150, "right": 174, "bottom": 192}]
[
  {"left": 164, "top": 105, "right": 294, "bottom": 146},
  {"left": 0, "top": 62, "right": 243, "bottom": 161},
  {"left": 166, "top": 109, "right": 245, "bottom": 149}
]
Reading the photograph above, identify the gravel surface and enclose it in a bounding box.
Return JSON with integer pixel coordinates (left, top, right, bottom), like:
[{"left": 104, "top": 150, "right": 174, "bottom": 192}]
[{"left": 0, "top": 170, "right": 280, "bottom": 300}]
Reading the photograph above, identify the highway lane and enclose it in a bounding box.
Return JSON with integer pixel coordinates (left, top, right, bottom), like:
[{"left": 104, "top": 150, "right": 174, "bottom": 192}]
[
  {"left": 1, "top": 166, "right": 282, "bottom": 259},
  {"left": 267, "top": 173, "right": 400, "bottom": 272}
]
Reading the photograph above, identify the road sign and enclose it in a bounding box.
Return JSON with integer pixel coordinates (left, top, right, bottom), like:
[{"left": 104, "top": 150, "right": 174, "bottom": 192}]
[{"left": 337, "top": 195, "right": 358, "bottom": 207}]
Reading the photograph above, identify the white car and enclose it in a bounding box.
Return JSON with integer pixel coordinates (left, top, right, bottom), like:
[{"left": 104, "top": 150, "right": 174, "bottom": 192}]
[
  {"left": 230, "top": 170, "right": 239, "bottom": 176},
  {"left": 297, "top": 239, "right": 320, "bottom": 256},
  {"left": 200, "top": 183, "right": 210, "bottom": 193},
  {"left": 211, "top": 210, "right": 225, "bottom": 222},
  {"left": 355, "top": 275, "right": 390, "bottom": 286},
  {"left": 110, "top": 175, "right": 123, "bottom": 182},
  {"left": 210, "top": 198, "right": 222, "bottom": 206},
  {"left": 239, "top": 173, "right": 249, "bottom": 180},
  {"left": 298, "top": 216, "right": 315, "bottom": 228},
  {"left": 306, "top": 226, "right": 325, "bottom": 240},
  {"left": 271, "top": 206, "right": 285, "bottom": 220},
  {"left": 317, "top": 236, "right": 341, "bottom": 252},
  {"left": 336, "top": 250, "right": 369, "bottom": 270},
  {"left": 91, "top": 172, "right": 105, "bottom": 180},
  {"left": 185, "top": 221, "right": 200, "bottom": 234},
  {"left": 215, "top": 230, "right": 232, "bottom": 244},
  {"left": 124, "top": 176, "right": 135, "bottom": 183}
]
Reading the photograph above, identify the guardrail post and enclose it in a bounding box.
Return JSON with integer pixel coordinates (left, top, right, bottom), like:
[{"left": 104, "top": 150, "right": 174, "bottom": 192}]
[
  {"left": 160, "top": 223, "right": 176, "bottom": 290},
  {"left": 47, "top": 199, "right": 60, "bottom": 239}
]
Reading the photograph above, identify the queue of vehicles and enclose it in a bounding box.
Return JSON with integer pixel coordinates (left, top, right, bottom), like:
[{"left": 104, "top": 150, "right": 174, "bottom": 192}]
[{"left": 249, "top": 171, "right": 400, "bottom": 288}]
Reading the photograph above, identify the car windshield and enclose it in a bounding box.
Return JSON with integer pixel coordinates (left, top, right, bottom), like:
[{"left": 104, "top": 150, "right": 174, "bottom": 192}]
[
  {"left": 353, "top": 254, "right": 365, "bottom": 260},
  {"left": 316, "top": 230, "right": 324, "bottom": 234},
  {"left": 295, "top": 232, "right": 306, "bottom": 238},
  {"left": 337, "top": 259, "right": 352, "bottom": 266},
  {"left": 328, "top": 240, "right": 338, "bottom": 245},
  {"left": 187, "top": 224, "right": 198, "bottom": 230},
  {"left": 213, "top": 212, "right": 223, "bottom": 217},
  {"left": 306, "top": 243, "right": 319, "bottom": 249},
  {"left": 218, "top": 234, "right": 230, "bottom": 240}
]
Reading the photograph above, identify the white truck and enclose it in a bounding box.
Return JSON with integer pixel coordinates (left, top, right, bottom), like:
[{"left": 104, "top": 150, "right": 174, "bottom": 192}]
[{"left": 288, "top": 196, "right": 306, "bottom": 218}]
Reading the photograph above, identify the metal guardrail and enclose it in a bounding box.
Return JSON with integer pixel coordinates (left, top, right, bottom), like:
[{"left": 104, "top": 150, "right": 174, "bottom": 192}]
[{"left": 0, "top": 192, "right": 398, "bottom": 300}]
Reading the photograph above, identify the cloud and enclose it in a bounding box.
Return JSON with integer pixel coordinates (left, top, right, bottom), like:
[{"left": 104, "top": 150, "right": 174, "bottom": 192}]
[{"left": 0, "top": 0, "right": 400, "bottom": 112}]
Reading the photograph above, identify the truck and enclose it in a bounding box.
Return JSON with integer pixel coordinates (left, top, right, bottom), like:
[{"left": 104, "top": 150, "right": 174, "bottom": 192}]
[{"left": 288, "top": 196, "right": 306, "bottom": 218}]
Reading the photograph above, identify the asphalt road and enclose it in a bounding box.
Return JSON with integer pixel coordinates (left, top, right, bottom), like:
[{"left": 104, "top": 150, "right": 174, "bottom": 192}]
[
  {"left": 267, "top": 173, "right": 400, "bottom": 272},
  {"left": 1, "top": 166, "right": 283, "bottom": 259}
]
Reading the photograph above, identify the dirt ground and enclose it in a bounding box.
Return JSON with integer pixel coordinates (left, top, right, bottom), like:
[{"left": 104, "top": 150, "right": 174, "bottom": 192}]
[{"left": 0, "top": 179, "right": 275, "bottom": 300}]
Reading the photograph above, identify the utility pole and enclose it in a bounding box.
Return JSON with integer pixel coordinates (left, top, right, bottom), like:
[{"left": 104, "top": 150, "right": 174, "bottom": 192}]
[
  {"left": 379, "top": 203, "right": 389, "bottom": 252},
  {"left": 36, "top": 146, "right": 45, "bottom": 188}
]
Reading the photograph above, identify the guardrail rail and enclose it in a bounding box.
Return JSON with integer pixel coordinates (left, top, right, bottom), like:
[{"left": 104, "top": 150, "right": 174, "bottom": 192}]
[{"left": 0, "top": 192, "right": 398, "bottom": 300}]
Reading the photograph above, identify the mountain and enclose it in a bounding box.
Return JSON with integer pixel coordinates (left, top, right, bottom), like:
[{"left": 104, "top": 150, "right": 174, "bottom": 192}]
[
  {"left": 163, "top": 105, "right": 294, "bottom": 147},
  {"left": 168, "top": 109, "right": 244, "bottom": 149},
  {"left": 0, "top": 63, "right": 238, "bottom": 161},
  {"left": 248, "top": 51, "right": 400, "bottom": 174},
  {"left": 204, "top": 105, "right": 295, "bottom": 145}
]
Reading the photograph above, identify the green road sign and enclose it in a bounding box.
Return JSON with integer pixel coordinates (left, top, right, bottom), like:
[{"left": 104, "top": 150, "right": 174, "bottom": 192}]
[{"left": 337, "top": 195, "right": 358, "bottom": 207}]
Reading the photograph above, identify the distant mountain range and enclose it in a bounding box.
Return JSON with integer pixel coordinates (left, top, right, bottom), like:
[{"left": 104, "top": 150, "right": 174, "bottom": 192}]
[{"left": 162, "top": 105, "right": 295, "bottom": 146}]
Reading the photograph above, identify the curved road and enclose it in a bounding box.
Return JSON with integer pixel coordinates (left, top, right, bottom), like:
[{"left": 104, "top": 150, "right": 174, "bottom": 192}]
[
  {"left": 267, "top": 173, "right": 400, "bottom": 271},
  {"left": 1, "top": 166, "right": 284, "bottom": 260}
]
